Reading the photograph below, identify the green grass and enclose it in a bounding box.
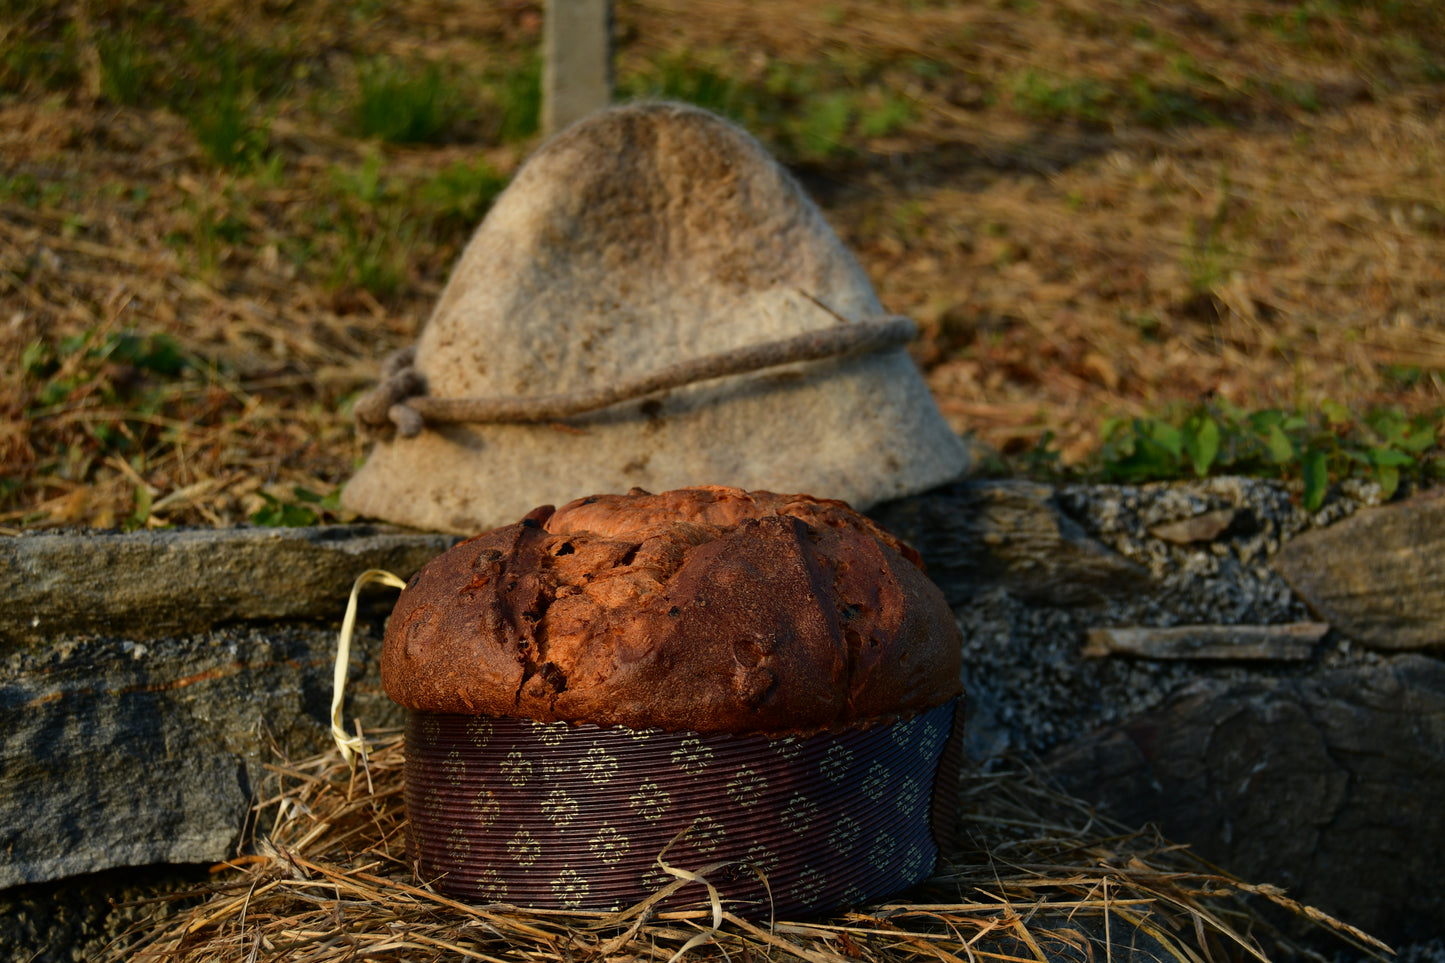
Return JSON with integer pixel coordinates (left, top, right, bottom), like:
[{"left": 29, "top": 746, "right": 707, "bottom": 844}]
[
  {"left": 495, "top": 57, "right": 541, "bottom": 143},
  {"left": 617, "top": 53, "right": 916, "bottom": 161},
  {"left": 97, "top": 31, "right": 152, "bottom": 106},
  {"left": 352, "top": 56, "right": 466, "bottom": 144},
  {"left": 320, "top": 154, "right": 424, "bottom": 297},
  {"left": 1011, "top": 70, "right": 1112, "bottom": 125},
  {"left": 184, "top": 51, "right": 271, "bottom": 169},
  {"left": 420, "top": 159, "right": 509, "bottom": 228},
  {"left": 620, "top": 50, "right": 746, "bottom": 119},
  {"left": 1184, "top": 169, "right": 1238, "bottom": 297}
]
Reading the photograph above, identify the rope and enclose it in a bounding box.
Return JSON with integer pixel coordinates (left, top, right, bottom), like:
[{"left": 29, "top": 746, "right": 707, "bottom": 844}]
[{"left": 353, "top": 315, "right": 917, "bottom": 439}]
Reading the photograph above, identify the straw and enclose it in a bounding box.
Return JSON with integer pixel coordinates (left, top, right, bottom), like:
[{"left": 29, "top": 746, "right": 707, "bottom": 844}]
[{"left": 101, "top": 729, "right": 1393, "bottom": 963}]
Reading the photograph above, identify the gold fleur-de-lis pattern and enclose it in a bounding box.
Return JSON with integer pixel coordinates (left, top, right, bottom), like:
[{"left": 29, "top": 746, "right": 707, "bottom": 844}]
[
  {"left": 508, "top": 827, "right": 539, "bottom": 868},
  {"left": 687, "top": 814, "right": 726, "bottom": 854},
  {"left": 550, "top": 867, "right": 589, "bottom": 909},
  {"left": 670, "top": 737, "right": 712, "bottom": 775},
  {"left": 628, "top": 780, "right": 671, "bottom": 821},
  {"left": 543, "top": 787, "right": 578, "bottom": 828},
  {"left": 531, "top": 720, "right": 569, "bottom": 747},
  {"left": 589, "top": 825, "right": 630, "bottom": 864},
  {"left": 403, "top": 699, "right": 957, "bottom": 918},
  {"left": 578, "top": 746, "right": 618, "bottom": 785},
  {"left": 724, "top": 767, "right": 767, "bottom": 808},
  {"left": 501, "top": 751, "right": 531, "bottom": 787}
]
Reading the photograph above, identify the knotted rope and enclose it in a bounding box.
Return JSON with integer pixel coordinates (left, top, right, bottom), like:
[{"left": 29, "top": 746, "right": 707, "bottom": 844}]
[{"left": 352, "top": 315, "right": 917, "bottom": 439}]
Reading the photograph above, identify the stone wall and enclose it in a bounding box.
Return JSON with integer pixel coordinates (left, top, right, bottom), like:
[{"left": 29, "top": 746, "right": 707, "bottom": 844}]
[{"left": 3, "top": 483, "right": 1443, "bottom": 957}]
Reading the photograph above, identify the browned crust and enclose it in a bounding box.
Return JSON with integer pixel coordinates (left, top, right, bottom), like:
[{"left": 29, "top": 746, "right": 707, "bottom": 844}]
[{"left": 381, "top": 486, "right": 962, "bottom": 734}]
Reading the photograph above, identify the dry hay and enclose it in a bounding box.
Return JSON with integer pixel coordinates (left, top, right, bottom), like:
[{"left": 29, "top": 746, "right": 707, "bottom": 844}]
[{"left": 104, "top": 731, "right": 1391, "bottom": 963}]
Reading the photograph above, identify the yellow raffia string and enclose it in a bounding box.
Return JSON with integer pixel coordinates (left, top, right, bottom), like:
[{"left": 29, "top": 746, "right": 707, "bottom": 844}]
[
  {"left": 653, "top": 823, "right": 729, "bottom": 963},
  {"left": 331, "top": 569, "right": 407, "bottom": 765}
]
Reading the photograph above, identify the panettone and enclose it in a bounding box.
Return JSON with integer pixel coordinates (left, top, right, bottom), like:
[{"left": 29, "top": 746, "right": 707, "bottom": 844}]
[
  {"left": 383, "top": 486, "right": 964, "bottom": 915},
  {"left": 382, "top": 486, "right": 962, "bottom": 733}
]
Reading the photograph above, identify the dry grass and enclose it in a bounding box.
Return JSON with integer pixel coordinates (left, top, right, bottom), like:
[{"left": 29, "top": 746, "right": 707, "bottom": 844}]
[
  {"left": 104, "top": 730, "right": 1391, "bottom": 963},
  {"left": 4, "top": 0, "right": 1445, "bottom": 528}
]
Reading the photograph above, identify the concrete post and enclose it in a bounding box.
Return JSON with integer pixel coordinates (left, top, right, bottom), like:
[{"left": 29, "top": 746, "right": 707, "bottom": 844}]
[{"left": 542, "top": 0, "right": 613, "bottom": 137}]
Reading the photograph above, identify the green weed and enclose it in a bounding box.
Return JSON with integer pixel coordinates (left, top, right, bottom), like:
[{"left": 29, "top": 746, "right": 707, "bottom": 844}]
[
  {"left": 620, "top": 51, "right": 745, "bottom": 119},
  {"left": 353, "top": 56, "right": 466, "bottom": 144},
  {"left": 329, "top": 205, "right": 417, "bottom": 298},
  {"left": 187, "top": 200, "right": 249, "bottom": 279},
  {"left": 1094, "top": 402, "right": 1443, "bottom": 508},
  {"left": 24, "top": 329, "right": 190, "bottom": 413},
  {"left": 250, "top": 486, "right": 343, "bottom": 527},
  {"left": 185, "top": 52, "right": 271, "bottom": 169},
  {"left": 858, "top": 90, "right": 915, "bottom": 138},
  {"left": 1128, "top": 77, "right": 1220, "bottom": 128},
  {"left": 0, "top": 173, "right": 42, "bottom": 207},
  {"left": 1185, "top": 169, "right": 1236, "bottom": 296},
  {"left": 97, "top": 31, "right": 152, "bottom": 106},
  {"left": 794, "top": 91, "right": 854, "bottom": 159},
  {"left": 1011, "top": 70, "right": 1111, "bottom": 125},
  {"left": 420, "top": 159, "right": 508, "bottom": 228},
  {"left": 495, "top": 57, "right": 541, "bottom": 142},
  {"left": 0, "top": 24, "right": 81, "bottom": 94}
]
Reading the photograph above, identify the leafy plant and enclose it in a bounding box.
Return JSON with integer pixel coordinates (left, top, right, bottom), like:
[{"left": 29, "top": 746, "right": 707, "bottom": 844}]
[
  {"left": 353, "top": 56, "right": 465, "bottom": 144},
  {"left": 1094, "top": 402, "right": 1443, "bottom": 509},
  {"left": 24, "top": 330, "right": 190, "bottom": 411},
  {"left": 251, "top": 486, "right": 343, "bottom": 527}
]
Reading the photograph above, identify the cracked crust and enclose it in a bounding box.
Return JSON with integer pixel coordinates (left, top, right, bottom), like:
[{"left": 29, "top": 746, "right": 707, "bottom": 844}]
[{"left": 380, "top": 486, "right": 963, "bottom": 735}]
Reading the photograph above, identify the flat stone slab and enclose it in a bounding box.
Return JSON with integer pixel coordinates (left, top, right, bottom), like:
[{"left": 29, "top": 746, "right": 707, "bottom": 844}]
[
  {"left": 0, "top": 524, "right": 453, "bottom": 887},
  {"left": 871, "top": 479, "right": 1151, "bottom": 607},
  {"left": 0, "top": 622, "right": 400, "bottom": 888},
  {"left": 1273, "top": 488, "right": 1445, "bottom": 650},
  {"left": 0, "top": 525, "right": 456, "bottom": 644}
]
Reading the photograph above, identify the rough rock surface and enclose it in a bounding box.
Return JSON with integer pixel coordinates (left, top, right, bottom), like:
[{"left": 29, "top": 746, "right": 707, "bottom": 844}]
[
  {"left": 1044, "top": 656, "right": 1445, "bottom": 944},
  {"left": 0, "top": 621, "right": 401, "bottom": 889},
  {"left": 0, "top": 865, "right": 207, "bottom": 963},
  {"left": 871, "top": 479, "right": 1149, "bottom": 607},
  {"left": 0, "top": 526, "right": 453, "bottom": 888},
  {"left": 0, "top": 525, "right": 456, "bottom": 643},
  {"left": 343, "top": 102, "right": 968, "bottom": 533},
  {"left": 882, "top": 476, "right": 1443, "bottom": 943},
  {"left": 1273, "top": 487, "right": 1445, "bottom": 650},
  {"left": 874, "top": 477, "right": 1329, "bottom": 760}
]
